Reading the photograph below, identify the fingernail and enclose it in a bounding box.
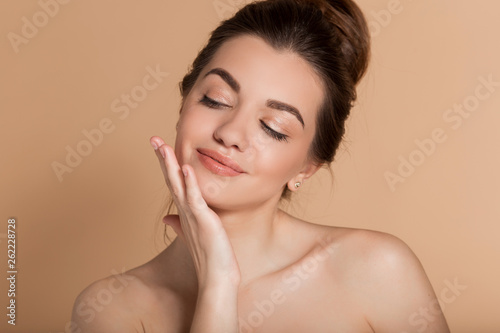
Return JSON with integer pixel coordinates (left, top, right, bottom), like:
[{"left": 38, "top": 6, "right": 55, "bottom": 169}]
[
  {"left": 182, "top": 166, "right": 188, "bottom": 177},
  {"left": 151, "top": 141, "right": 158, "bottom": 150}
]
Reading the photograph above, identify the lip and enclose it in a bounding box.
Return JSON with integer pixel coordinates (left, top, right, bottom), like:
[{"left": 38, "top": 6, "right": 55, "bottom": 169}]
[{"left": 196, "top": 148, "right": 245, "bottom": 176}]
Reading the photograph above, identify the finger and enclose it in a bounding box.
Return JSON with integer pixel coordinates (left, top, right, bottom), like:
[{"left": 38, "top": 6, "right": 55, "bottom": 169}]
[
  {"left": 149, "top": 136, "right": 185, "bottom": 204},
  {"left": 149, "top": 136, "right": 164, "bottom": 151},
  {"left": 181, "top": 164, "right": 223, "bottom": 236},
  {"left": 150, "top": 136, "right": 171, "bottom": 168},
  {"left": 160, "top": 144, "right": 186, "bottom": 203},
  {"left": 150, "top": 136, "right": 169, "bottom": 175},
  {"left": 182, "top": 164, "right": 208, "bottom": 214}
]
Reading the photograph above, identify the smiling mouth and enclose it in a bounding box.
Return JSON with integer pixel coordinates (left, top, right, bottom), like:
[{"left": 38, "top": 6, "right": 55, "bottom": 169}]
[{"left": 196, "top": 149, "right": 244, "bottom": 176}]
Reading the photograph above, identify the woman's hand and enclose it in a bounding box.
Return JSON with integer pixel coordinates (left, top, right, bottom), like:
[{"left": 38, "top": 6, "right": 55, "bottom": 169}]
[{"left": 149, "top": 136, "right": 241, "bottom": 289}]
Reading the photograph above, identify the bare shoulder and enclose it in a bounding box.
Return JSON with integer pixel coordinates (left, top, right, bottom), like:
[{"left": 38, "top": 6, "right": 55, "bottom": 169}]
[
  {"left": 335, "top": 227, "right": 418, "bottom": 266},
  {"left": 279, "top": 212, "right": 422, "bottom": 276},
  {"left": 71, "top": 264, "right": 178, "bottom": 333},
  {"left": 318, "top": 226, "right": 427, "bottom": 284},
  {"left": 71, "top": 269, "right": 150, "bottom": 332},
  {"left": 318, "top": 226, "right": 449, "bottom": 332}
]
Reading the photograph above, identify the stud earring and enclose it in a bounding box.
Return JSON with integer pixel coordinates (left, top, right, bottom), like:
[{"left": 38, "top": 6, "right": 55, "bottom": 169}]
[{"left": 294, "top": 182, "right": 301, "bottom": 188}]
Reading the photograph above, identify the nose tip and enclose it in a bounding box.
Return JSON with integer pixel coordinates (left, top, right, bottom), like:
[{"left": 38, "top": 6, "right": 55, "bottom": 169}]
[{"left": 213, "top": 113, "right": 249, "bottom": 151}]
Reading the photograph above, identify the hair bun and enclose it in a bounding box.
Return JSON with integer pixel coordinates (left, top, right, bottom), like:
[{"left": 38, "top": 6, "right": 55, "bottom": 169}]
[{"left": 298, "top": 0, "right": 370, "bottom": 86}]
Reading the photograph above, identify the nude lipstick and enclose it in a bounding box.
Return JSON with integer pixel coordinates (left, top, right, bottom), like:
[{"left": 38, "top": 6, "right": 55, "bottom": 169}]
[{"left": 196, "top": 148, "right": 245, "bottom": 176}]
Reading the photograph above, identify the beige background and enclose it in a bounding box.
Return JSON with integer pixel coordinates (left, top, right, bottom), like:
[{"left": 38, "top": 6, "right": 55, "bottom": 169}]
[{"left": 1, "top": 0, "right": 499, "bottom": 332}]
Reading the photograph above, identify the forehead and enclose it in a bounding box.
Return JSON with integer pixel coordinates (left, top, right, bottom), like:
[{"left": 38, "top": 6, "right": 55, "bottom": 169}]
[{"left": 200, "top": 35, "right": 325, "bottom": 130}]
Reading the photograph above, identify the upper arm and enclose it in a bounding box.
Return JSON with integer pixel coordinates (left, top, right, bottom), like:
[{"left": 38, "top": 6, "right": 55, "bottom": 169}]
[
  {"left": 70, "top": 275, "right": 143, "bottom": 333},
  {"left": 353, "top": 231, "right": 450, "bottom": 333}
]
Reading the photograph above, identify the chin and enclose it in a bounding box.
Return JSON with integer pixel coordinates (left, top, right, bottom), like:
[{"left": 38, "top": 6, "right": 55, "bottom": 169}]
[{"left": 197, "top": 172, "right": 233, "bottom": 202}]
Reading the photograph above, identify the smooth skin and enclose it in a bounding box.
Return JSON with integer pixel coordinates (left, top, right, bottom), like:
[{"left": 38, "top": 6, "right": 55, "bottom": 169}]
[{"left": 71, "top": 36, "right": 450, "bottom": 333}]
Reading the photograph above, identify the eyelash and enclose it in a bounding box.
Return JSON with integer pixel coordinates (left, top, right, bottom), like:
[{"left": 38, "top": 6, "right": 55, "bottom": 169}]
[
  {"left": 199, "top": 95, "right": 289, "bottom": 143},
  {"left": 199, "top": 95, "right": 223, "bottom": 109},
  {"left": 259, "top": 120, "right": 288, "bottom": 142}
]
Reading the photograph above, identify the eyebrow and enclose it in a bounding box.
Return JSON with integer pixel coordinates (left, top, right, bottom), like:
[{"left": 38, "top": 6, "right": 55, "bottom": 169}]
[
  {"left": 204, "top": 68, "right": 240, "bottom": 93},
  {"left": 204, "top": 67, "right": 305, "bottom": 128},
  {"left": 266, "top": 100, "right": 305, "bottom": 128}
]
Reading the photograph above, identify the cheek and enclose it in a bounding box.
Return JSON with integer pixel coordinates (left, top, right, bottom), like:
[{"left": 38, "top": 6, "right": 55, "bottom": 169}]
[
  {"left": 175, "top": 109, "right": 201, "bottom": 160},
  {"left": 253, "top": 141, "right": 308, "bottom": 182},
  {"left": 177, "top": 106, "right": 214, "bottom": 138},
  {"left": 179, "top": 105, "right": 212, "bottom": 131},
  {"left": 174, "top": 106, "right": 215, "bottom": 159}
]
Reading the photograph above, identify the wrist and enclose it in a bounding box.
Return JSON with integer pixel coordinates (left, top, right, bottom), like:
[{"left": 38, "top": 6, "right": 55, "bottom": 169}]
[
  {"left": 196, "top": 282, "right": 239, "bottom": 315},
  {"left": 191, "top": 285, "right": 239, "bottom": 333},
  {"left": 198, "top": 267, "right": 241, "bottom": 289},
  {"left": 199, "top": 275, "right": 240, "bottom": 293}
]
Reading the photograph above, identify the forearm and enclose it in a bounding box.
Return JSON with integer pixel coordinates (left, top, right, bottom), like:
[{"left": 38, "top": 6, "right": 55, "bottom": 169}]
[{"left": 190, "top": 283, "right": 239, "bottom": 333}]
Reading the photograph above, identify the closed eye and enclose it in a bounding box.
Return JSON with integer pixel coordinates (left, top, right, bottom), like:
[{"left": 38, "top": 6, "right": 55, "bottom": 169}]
[
  {"left": 260, "top": 120, "right": 288, "bottom": 142},
  {"left": 199, "top": 95, "right": 229, "bottom": 109},
  {"left": 200, "top": 95, "right": 288, "bottom": 143}
]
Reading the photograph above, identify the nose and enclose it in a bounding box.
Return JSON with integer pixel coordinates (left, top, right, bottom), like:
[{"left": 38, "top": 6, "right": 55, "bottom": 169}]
[{"left": 213, "top": 109, "right": 250, "bottom": 151}]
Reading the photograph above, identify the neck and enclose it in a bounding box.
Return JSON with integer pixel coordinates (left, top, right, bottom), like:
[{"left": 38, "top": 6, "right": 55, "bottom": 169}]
[
  {"left": 214, "top": 193, "right": 287, "bottom": 280},
  {"left": 169, "top": 196, "right": 287, "bottom": 289},
  {"left": 213, "top": 198, "right": 280, "bottom": 245}
]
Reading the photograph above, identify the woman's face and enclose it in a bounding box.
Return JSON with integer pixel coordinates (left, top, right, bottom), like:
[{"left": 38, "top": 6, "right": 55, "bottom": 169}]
[{"left": 175, "top": 35, "right": 324, "bottom": 210}]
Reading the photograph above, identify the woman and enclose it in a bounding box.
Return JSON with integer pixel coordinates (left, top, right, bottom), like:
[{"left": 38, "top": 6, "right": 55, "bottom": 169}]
[{"left": 72, "top": 0, "right": 450, "bottom": 332}]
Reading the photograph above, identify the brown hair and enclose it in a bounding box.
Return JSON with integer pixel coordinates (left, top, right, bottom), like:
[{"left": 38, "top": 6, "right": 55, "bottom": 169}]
[{"left": 160, "top": 0, "right": 370, "bottom": 244}]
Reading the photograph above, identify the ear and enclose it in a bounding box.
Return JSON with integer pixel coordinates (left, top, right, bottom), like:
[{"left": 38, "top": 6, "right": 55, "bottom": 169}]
[{"left": 287, "top": 160, "right": 323, "bottom": 192}]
